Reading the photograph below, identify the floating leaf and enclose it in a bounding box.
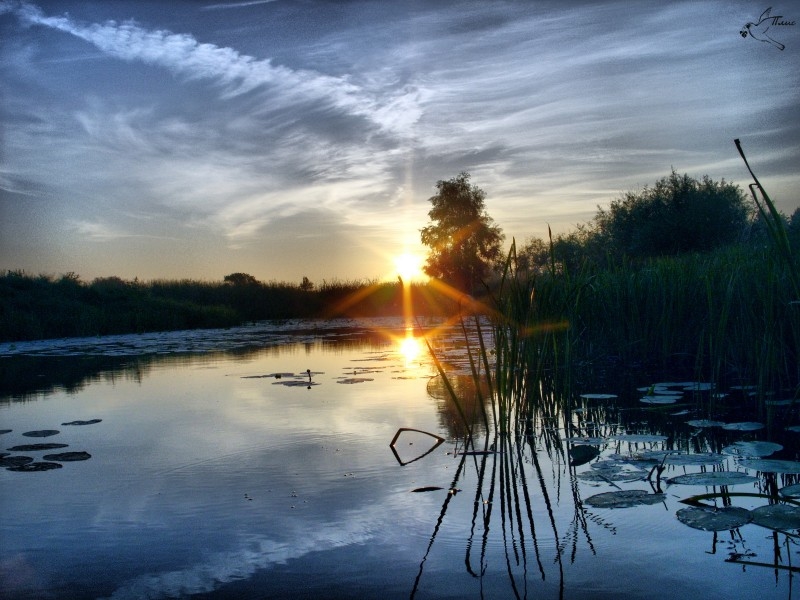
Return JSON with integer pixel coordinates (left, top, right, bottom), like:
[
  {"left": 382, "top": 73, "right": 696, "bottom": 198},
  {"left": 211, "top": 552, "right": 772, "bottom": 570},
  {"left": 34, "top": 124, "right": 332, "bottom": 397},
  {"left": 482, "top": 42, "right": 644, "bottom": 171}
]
[
  {"left": 676, "top": 506, "right": 752, "bottom": 531},
  {"left": 610, "top": 434, "right": 668, "bottom": 443},
  {"left": 786, "top": 426, "right": 800, "bottom": 433},
  {"left": 0, "top": 429, "right": 12, "bottom": 435},
  {"left": 640, "top": 396, "right": 680, "bottom": 404},
  {"left": 411, "top": 487, "right": 443, "bottom": 493},
  {"left": 721, "top": 422, "right": 764, "bottom": 431},
  {"left": 779, "top": 484, "right": 800, "bottom": 499},
  {"left": 684, "top": 383, "right": 715, "bottom": 391},
  {"left": 43, "top": 451, "right": 91, "bottom": 462},
  {"left": 686, "top": 419, "right": 726, "bottom": 428},
  {"left": 578, "top": 470, "right": 645, "bottom": 484},
  {"left": 336, "top": 378, "right": 374, "bottom": 384},
  {"left": 22, "top": 430, "right": 60, "bottom": 438},
  {"left": 668, "top": 471, "right": 758, "bottom": 486},
  {"left": 7, "top": 443, "right": 69, "bottom": 452},
  {"left": 584, "top": 490, "right": 666, "bottom": 509},
  {"left": 630, "top": 450, "right": 676, "bottom": 463},
  {"left": 7, "top": 462, "right": 63, "bottom": 472},
  {"left": 722, "top": 441, "right": 782, "bottom": 458},
  {"left": 565, "top": 436, "right": 605, "bottom": 444},
  {"left": 664, "top": 453, "right": 724, "bottom": 466},
  {"left": 0, "top": 456, "right": 34, "bottom": 468},
  {"left": 579, "top": 393, "right": 617, "bottom": 400},
  {"left": 765, "top": 399, "right": 795, "bottom": 407},
  {"left": 739, "top": 459, "right": 800, "bottom": 474},
  {"left": 569, "top": 445, "right": 600, "bottom": 467},
  {"left": 591, "top": 460, "right": 622, "bottom": 471},
  {"left": 751, "top": 504, "right": 800, "bottom": 531},
  {"left": 61, "top": 419, "right": 102, "bottom": 426},
  {"left": 272, "top": 380, "right": 319, "bottom": 387}
]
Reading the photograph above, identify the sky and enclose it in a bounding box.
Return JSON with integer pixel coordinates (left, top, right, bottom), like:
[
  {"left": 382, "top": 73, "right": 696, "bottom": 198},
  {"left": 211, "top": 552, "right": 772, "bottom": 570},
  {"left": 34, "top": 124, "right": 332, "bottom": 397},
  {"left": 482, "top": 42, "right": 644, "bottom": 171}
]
[{"left": 1, "top": 0, "right": 798, "bottom": 284}]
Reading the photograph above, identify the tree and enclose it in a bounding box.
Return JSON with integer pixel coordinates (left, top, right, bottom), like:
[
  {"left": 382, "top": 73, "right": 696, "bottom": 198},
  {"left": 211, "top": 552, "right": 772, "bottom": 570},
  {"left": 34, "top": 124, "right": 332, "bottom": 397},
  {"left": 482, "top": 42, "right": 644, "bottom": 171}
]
[
  {"left": 593, "top": 170, "right": 752, "bottom": 259},
  {"left": 420, "top": 172, "right": 504, "bottom": 293},
  {"left": 223, "top": 272, "right": 258, "bottom": 286}
]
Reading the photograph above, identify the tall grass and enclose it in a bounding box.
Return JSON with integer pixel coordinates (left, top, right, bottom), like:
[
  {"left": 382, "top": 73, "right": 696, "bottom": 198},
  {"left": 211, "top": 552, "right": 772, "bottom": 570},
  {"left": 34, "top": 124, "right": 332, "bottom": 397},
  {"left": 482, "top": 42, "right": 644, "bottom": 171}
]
[{"left": 0, "top": 273, "right": 458, "bottom": 342}]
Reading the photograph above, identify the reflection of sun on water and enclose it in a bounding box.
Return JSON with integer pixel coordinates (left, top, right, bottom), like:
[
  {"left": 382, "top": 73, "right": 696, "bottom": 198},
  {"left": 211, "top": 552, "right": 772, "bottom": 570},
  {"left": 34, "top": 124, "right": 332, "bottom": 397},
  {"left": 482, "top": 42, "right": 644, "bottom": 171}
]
[{"left": 398, "top": 334, "right": 423, "bottom": 365}]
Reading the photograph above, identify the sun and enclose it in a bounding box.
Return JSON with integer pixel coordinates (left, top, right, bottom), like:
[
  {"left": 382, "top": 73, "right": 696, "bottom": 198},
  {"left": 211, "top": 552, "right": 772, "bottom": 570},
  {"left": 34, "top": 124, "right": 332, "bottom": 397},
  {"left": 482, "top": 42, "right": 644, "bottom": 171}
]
[{"left": 394, "top": 252, "right": 425, "bottom": 281}]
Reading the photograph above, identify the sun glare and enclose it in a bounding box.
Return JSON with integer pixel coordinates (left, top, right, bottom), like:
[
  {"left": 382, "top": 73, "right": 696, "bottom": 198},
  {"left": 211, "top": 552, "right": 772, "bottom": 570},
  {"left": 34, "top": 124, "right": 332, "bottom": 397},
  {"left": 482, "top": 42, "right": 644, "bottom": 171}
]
[
  {"left": 394, "top": 252, "right": 424, "bottom": 281},
  {"left": 398, "top": 334, "right": 423, "bottom": 364}
]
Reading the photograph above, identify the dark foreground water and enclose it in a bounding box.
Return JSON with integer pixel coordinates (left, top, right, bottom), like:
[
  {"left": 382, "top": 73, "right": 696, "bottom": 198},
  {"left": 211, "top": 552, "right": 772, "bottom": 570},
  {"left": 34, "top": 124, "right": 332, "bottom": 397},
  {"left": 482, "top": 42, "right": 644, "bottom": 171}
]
[{"left": 1, "top": 318, "right": 799, "bottom": 599}]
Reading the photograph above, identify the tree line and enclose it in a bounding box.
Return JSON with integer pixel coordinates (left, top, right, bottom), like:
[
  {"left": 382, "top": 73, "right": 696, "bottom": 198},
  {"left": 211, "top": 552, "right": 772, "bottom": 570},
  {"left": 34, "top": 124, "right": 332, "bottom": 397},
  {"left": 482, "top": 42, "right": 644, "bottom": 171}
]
[
  {"left": 0, "top": 273, "right": 455, "bottom": 342},
  {"left": 420, "top": 169, "right": 800, "bottom": 286}
]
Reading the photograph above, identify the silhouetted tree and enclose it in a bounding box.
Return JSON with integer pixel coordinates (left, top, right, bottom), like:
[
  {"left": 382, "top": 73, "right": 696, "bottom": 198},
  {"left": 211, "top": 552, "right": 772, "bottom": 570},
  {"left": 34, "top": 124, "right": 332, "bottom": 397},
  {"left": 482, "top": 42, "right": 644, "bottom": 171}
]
[
  {"left": 299, "top": 276, "right": 314, "bottom": 291},
  {"left": 420, "top": 172, "right": 504, "bottom": 293},
  {"left": 594, "top": 170, "right": 752, "bottom": 259},
  {"left": 223, "top": 272, "right": 259, "bottom": 286}
]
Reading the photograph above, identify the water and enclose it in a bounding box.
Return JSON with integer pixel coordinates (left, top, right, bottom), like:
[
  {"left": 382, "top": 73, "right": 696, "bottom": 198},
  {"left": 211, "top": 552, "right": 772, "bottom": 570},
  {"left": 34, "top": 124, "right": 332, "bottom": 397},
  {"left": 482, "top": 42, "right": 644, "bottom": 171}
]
[{"left": 1, "top": 318, "right": 798, "bottom": 599}]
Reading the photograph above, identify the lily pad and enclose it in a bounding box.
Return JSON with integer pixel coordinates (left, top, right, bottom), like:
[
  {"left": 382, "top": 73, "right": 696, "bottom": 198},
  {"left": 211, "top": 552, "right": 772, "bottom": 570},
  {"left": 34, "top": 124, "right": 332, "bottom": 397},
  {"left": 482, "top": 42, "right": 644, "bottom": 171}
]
[
  {"left": 739, "top": 459, "right": 800, "bottom": 474},
  {"left": 779, "top": 484, "right": 800, "bottom": 499},
  {"left": 721, "top": 422, "right": 764, "bottom": 431},
  {"left": 765, "top": 399, "right": 795, "bottom": 407},
  {"left": 578, "top": 470, "right": 645, "bottom": 484},
  {"left": 565, "top": 436, "right": 605, "bottom": 444},
  {"left": 0, "top": 456, "right": 34, "bottom": 468},
  {"left": 43, "top": 451, "right": 91, "bottom": 462},
  {"left": 336, "top": 378, "right": 374, "bottom": 384},
  {"left": 668, "top": 471, "right": 758, "bottom": 486},
  {"left": 684, "top": 383, "right": 715, "bottom": 391},
  {"left": 7, "top": 462, "right": 63, "bottom": 472},
  {"left": 569, "top": 445, "right": 601, "bottom": 467},
  {"left": 7, "top": 443, "right": 69, "bottom": 452},
  {"left": 676, "top": 506, "right": 752, "bottom": 531},
  {"left": 61, "top": 419, "right": 102, "bottom": 426},
  {"left": 584, "top": 490, "right": 666, "bottom": 509},
  {"left": 686, "top": 419, "right": 726, "bottom": 428},
  {"left": 22, "top": 430, "right": 60, "bottom": 438},
  {"left": 0, "top": 429, "right": 12, "bottom": 435},
  {"left": 664, "top": 453, "right": 724, "bottom": 466},
  {"left": 640, "top": 395, "right": 680, "bottom": 404},
  {"left": 272, "top": 380, "right": 319, "bottom": 387},
  {"left": 722, "top": 441, "right": 782, "bottom": 458},
  {"left": 411, "top": 486, "right": 443, "bottom": 493},
  {"left": 751, "top": 504, "right": 800, "bottom": 531},
  {"left": 610, "top": 434, "right": 668, "bottom": 443},
  {"left": 630, "top": 450, "right": 677, "bottom": 463},
  {"left": 786, "top": 426, "right": 800, "bottom": 433},
  {"left": 579, "top": 393, "right": 618, "bottom": 400}
]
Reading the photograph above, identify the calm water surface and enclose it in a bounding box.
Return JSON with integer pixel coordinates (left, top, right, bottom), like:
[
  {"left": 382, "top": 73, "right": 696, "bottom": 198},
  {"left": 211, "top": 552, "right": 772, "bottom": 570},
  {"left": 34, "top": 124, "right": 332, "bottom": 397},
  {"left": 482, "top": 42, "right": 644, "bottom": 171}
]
[{"left": 1, "top": 318, "right": 798, "bottom": 599}]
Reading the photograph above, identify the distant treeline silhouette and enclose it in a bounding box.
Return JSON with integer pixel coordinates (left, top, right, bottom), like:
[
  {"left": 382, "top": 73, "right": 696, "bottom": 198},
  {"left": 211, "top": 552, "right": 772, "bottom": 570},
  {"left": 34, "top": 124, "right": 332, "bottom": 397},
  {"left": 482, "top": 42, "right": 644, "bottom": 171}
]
[{"left": 0, "top": 272, "right": 455, "bottom": 342}]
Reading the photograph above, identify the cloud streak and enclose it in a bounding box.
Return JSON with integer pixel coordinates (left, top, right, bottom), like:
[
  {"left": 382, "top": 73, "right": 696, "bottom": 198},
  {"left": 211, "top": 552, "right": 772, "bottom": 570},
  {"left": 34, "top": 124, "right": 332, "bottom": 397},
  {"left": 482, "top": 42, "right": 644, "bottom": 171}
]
[{"left": 9, "top": 1, "right": 422, "bottom": 136}]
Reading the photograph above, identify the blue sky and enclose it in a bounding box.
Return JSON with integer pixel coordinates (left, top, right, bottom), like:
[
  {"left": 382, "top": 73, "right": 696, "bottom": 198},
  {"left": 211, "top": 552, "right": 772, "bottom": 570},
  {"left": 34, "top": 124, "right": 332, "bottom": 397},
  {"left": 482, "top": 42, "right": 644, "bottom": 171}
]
[{"left": 1, "top": 0, "right": 798, "bottom": 283}]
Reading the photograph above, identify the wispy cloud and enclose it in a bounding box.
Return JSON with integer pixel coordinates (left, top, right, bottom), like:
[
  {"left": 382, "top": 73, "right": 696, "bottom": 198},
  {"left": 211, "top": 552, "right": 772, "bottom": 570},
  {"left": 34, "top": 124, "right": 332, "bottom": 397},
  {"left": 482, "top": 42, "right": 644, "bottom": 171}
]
[
  {"left": 202, "top": 0, "right": 280, "bottom": 10},
  {"left": 7, "top": 1, "right": 422, "bottom": 137}
]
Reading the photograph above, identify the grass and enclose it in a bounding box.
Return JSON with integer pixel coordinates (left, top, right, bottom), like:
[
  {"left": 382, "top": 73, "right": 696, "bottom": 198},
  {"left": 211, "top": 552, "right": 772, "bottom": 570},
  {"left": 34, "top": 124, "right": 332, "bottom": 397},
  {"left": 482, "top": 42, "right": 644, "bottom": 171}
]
[{"left": 0, "top": 273, "right": 459, "bottom": 342}]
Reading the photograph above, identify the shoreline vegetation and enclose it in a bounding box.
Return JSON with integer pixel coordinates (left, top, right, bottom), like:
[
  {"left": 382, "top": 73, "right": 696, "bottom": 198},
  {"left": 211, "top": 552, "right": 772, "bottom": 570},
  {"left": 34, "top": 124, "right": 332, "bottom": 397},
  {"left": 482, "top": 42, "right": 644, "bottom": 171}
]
[{"left": 0, "top": 272, "right": 458, "bottom": 343}]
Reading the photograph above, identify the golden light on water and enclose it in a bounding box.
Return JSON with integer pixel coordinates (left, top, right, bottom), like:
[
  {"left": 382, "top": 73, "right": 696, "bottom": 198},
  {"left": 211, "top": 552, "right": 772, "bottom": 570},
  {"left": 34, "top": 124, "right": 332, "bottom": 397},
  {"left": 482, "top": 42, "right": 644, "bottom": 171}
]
[{"left": 398, "top": 332, "right": 423, "bottom": 364}]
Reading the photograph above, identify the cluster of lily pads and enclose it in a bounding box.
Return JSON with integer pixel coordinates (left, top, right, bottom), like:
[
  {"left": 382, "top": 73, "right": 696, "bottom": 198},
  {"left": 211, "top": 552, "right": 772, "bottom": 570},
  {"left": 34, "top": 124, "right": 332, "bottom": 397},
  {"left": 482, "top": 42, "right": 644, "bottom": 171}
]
[
  {"left": 0, "top": 419, "right": 100, "bottom": 472},
  {"left": 571, "top": 381, "right": 800, "bottom": 547}
]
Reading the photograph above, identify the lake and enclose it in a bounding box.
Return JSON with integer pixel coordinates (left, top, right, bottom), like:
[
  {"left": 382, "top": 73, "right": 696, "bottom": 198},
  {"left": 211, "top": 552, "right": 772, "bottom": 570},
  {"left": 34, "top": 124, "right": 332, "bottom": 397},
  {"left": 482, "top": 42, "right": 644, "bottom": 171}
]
[{"left": 1, "top": 317, "right": 799, "bottom": 599}]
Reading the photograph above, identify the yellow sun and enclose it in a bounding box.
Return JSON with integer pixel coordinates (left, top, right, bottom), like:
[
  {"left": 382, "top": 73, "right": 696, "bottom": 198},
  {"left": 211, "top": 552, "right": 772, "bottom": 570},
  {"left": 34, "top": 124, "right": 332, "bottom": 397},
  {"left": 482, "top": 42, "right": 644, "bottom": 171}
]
[{"left": 394, "top": 252, "right": 425, "bottom": 281}]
